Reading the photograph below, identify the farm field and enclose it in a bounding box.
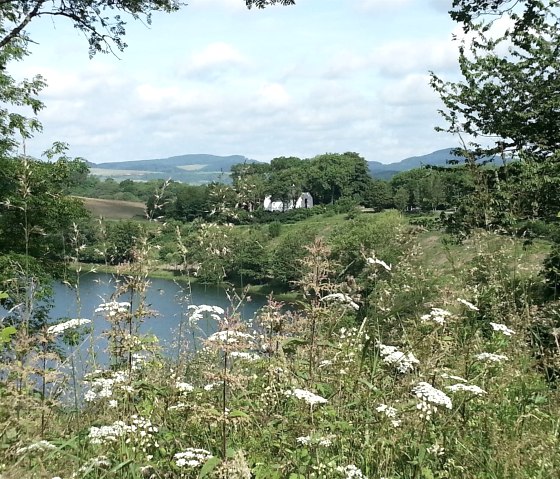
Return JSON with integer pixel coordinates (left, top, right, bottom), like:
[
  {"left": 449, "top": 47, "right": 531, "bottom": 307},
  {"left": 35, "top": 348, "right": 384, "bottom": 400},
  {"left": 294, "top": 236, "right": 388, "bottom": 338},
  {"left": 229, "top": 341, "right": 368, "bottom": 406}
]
[{"left": 78, "top": 196, "right": 147, "bottom": 220}]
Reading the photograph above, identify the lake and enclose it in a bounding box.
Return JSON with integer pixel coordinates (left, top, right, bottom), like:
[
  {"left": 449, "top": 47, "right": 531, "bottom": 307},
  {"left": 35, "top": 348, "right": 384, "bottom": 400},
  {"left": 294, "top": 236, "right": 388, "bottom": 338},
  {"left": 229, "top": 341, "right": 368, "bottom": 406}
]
[{"left": 50, "top": 272, "right": 268, "bottom": 363}]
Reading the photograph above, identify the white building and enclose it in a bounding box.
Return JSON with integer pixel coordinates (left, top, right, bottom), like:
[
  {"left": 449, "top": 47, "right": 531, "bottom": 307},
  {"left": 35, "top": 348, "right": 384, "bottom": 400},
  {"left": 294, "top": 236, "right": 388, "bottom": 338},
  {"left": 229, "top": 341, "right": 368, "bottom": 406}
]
[{"left": 263, "top": 192, "right": 314, "bottom": 212}]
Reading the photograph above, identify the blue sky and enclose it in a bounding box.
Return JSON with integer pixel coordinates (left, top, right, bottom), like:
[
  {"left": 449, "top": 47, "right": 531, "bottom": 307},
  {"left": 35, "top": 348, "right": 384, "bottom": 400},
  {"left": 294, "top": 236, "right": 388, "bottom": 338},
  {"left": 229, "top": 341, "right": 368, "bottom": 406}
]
[{"left": 13, "top": 0, "right": 464, "bottom": 164}]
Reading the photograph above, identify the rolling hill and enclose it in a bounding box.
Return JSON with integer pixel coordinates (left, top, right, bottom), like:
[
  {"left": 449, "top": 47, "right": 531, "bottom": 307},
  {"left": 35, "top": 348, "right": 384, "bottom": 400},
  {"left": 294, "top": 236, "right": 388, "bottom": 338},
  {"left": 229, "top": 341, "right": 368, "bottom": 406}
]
[
  {"left": 88, "top": 154, "right": 255, "bottom": 184},
  {"left": 87, "top": 148, "right": 474, "bottom": 184}
]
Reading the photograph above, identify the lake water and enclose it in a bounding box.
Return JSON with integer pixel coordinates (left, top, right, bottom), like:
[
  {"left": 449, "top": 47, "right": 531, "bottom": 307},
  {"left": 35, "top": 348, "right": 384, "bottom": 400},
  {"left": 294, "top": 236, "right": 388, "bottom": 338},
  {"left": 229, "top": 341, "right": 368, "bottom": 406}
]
[{"left": 50, "top": 272, "right": 267, "bottom": 363}]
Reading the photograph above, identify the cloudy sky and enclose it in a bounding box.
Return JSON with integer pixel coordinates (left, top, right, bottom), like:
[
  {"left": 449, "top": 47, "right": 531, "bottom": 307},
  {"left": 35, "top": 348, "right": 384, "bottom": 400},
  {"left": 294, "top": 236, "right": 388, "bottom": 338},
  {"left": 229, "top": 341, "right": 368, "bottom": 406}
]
[{"left": 13, "top": 0, "right": 464, "bottom": 165}]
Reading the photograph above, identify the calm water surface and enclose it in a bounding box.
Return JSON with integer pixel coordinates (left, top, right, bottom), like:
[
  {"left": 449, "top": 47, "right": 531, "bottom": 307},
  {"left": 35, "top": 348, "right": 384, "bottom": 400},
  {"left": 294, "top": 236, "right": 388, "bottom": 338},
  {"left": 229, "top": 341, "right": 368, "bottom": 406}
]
[{"left": 51, "top": 273, "right": 267, "bottom": 362}]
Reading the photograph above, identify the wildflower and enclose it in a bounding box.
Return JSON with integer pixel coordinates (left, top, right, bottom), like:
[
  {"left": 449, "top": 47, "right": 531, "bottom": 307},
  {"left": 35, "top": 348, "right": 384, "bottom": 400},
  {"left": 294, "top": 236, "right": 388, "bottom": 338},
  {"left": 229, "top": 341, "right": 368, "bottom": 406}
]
[
  {"left": 230, "top": 351, "right": 261, "bottom": 361},
  {"left": 285, "top": 388, "right": 328, "bottom": 406},
  {"left": 47, "top": 318, "right": 91, "bottom": 336},
  {"left": 412, "top": 382, "right": 452, "bottom": 418},
  {"left": 446, "top": 383, "right": 486, "bottom": 395},
  {"left": 174, "top": 448, "right": 213, "bottom": 468},
  {"left": 336, "top": 464, "right": 367, "bottom": 478},
  {"left": 420, "top": 308, "right": 451, "bottom": 325},
  {"left": 17, "top": 440, "right": 56, "bottom": 454},
  {"left": 366, "top": 256, "right": 392, "bottom": 271},
  {"left": 108, "top": 399, "right": 118, "bottom": 408},
  {"left": 296, "top": 435, "right": 311, "bottom": 445},
  {"left": 175, "top": 381, "right": 194, "bottom": 393},
  {"left": 427, "top": 444, "right": 445, "bottom": 456},
  {"left": 376, "top": 404, "right": 401, "bottom": 427},
  {"left": 379, "top": 343, "right": 419, "bottom": 373},
  {"left": 489, "top": 322, "right": 515, "bottom": 336},
  {"left": 207, "top": 330, "right": 253, "bottom": 344},
  {"left": 320, "top": 293, "right": 359, "bottom": 311},
  {"left": 204, "top": 383, "right": 218, "bottom": 391},
  {"left": 475, "top": 352, "right": 509, "bottom": 362},
  {"left": 457, "top": 298, "right": 479, "bottom": 311},
  {"left": 95, "top": 301, "right": 130, "bottom": 316},
  {"left": 187, "top": 304, "right": 225, "bottom": 324}
]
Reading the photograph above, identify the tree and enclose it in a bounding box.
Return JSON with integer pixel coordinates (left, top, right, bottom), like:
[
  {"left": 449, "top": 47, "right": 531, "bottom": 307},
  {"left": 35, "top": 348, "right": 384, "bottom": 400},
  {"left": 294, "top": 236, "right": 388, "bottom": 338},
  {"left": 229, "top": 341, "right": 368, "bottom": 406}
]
[{"left": 431, "top": 0, "right": 560, "bottom": 161}]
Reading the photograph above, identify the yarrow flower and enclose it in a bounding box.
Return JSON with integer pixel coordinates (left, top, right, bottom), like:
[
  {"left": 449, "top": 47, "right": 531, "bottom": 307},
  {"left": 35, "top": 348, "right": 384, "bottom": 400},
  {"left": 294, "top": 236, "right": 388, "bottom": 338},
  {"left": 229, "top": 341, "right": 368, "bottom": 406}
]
[
  {"left": 336, "top": 464, "right": 367, "bottom": 478},
  {"left": 320, "top": 293, "right": 359, "bottom": 311},
  {"left": 47, "top": 318, "right": 91, "bottom": 336},
  {"left": 379, "top": 344, "right": 419, "bottom": 373},
  {"left": 489, "top": 322, "right": 515, "bottom": 336},
  {"left": 94, "top": 301, "right": 130, "bottom": 316},
  {"left": 207, "top": 330, "right": 253, "bottom": 344},
  {"left": 16, "top": 440, "right": 56, "bottom": 454},
  {"left": 376, "top": 404, "right": 401, "bottom": 427},
  {"left": 446, "top": 383, "right": 486, "bottom": 395},
  {"left": 285, "top": 388, "right": 328, "bottom": 406},
  {"left": 421, "top": 308, "right": 451, "bottom": 325},
  {"left": 412, "top": 382, "right": 452, "bottom": 418},
  {"left": 187, "top": 304, "right": 225, "bottom": 324},
  {"left": 475, "top": 352, "right": 509, "bottom": 362},
  {"left": 175, "top": 381, "right": 194, "bottom": 393},
  {"left": 296, "top": 434, "right": 333, "bottom": 447},
  {"left": 83, "top": 370, "right": 129, "bottom": 402},
  {"left": 174, "top": 448, "right": 213, "bottom": 468},
  {"left": 457, "top": 298, "right": 479, "bottom": 311}
]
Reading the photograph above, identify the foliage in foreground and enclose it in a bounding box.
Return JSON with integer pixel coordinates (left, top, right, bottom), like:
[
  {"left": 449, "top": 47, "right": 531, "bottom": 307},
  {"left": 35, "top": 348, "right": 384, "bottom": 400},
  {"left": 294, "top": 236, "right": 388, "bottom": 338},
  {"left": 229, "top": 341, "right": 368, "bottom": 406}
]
[{"left": 1, "top": 231, "right": 559, "bottom": 479}]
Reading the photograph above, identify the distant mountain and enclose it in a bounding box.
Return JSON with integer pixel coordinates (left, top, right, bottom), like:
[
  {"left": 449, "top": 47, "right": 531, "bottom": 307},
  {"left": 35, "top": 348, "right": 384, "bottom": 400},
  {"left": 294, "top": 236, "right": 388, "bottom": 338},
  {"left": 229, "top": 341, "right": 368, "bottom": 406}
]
[
  {"left": 368, "top": 148, "right": 465, "bottom": 180},
  {"left": 89, "top": 154, "right": 257, "bottom": 184}
]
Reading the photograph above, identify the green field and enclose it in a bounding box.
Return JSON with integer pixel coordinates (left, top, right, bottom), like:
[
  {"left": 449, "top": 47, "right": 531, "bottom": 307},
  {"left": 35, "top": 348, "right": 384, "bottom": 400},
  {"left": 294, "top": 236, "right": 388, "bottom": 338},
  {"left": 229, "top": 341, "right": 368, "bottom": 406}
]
[{"left": 78, "top": 197, "right": 147, "bottom": 220}]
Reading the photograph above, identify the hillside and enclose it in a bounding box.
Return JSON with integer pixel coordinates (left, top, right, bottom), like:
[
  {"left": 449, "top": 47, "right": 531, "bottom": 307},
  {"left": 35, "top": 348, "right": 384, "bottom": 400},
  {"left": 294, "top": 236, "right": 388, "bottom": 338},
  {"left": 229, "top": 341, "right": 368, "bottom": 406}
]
[
  {"left": 87, "top": 148, "right": 473, "bottom": 184},
  {"left": 89, "top": 154, "right": 257, "bottom": 184}
]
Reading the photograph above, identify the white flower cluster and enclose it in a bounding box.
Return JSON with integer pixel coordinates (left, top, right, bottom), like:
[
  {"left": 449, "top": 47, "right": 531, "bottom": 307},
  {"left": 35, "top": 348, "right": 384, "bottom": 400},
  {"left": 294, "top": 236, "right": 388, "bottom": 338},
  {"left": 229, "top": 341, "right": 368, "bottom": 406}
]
[
  {"left": 379, "top": 344, "right": 419, "bottom": 373},
  {"left": 175, "top": 381, "right": 194, "bottom": 393},
  {"left": 174, "top": 448, "right": 213, "bottom": 468},
  {"left": 47, "top": 318, "right": 91, "bottom": 336},
  {"left": 230, "top": 351, "right": 261, "bottom": 361},
  {"left": 376, "top": 404, "right": 401, "bottom": 427},
  {"left": 94, "top": 301, "right": 130, "bottom": 316},
  {"left": 320, "top": 293, "right": 360, "bottom": 311},
  {"left": 427, "top": 444, "right": 445, "bottom": 456},
  {"left": 420, "top": 308, "right": 451, "bottom": 325},
  {"left": 71, "top": 456, "right": 111, "bottom": 478},
  {"left": 187, "top": 304, "right": 225, "bottom": 324},
  {"left": 457, "top": 298, "right": 479, "bottom": 311},
  {"left": 285, "top": 388, "right": 328, "bottom": 406},
  {"left": 296, "top": 434, "right": 333, "bottom": 447},
  {"left": 446, "top": 383, "right": 486, "bottom": 396},
  {"left": 489, "top": 322, "right": 515, "bottom": 336},
  {"left": 475, "top": 352, "right": 509, "bottom": 363},
  {"left": 83, "top": 370, "right": 129, "bottom": 402},
  {"left": 366, "top": 256, "right": 392, "bottom": 272},
  {"left": 412, "top": 382, "right": 452, "bottom": 418},
  {"left": 16, "top": 440, "right": 56, "bottom": 454},
  {"left": 336, "top": 464, "right": 367, "bottom": 479},
  {"left": 88, "top": 416, "right": 158, "bottom": 448},
  {"left": 207, "top": 330, "right": 253, "bottom": 345}
]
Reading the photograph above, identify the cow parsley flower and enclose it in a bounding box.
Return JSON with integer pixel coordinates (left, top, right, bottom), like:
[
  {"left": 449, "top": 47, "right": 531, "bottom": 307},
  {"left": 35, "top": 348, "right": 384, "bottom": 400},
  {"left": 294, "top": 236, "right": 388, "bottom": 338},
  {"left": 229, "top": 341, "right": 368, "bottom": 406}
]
[
  {"left": 475, "top": 352, "right": 509, "bottom": 362},
  {"left": 336, "top": 464, "right": 367, "bottom": 478},
  {"left": 489, "top": 322, "right": 515, "bottom": 336},
  {"left": 230, "top": 351, "right": 261, "bottom": 361},
  {"left": 379, "top": 344, "right": 419, "bottom": 373},
  {"left": 47, "top": 318, "right": 91, "bottom": 335},
  {"left": 446, "top": 383, "right": 486, "bottom": 395},
  {"left": 421, "top": 308, "right": 451, "bottom": 325},
  {"left": 285, "top": 388, "right": 328, "bottom": 406},
  {"left": 174, "top": 448, "right": 213, "bottom": 468},
  {"left": 412, "top": 382, "right": 452, "bottom": 418},
  {"left": 207, "top": 330, "right": 253, "bottom": 344},
  {"left": 175, "top": 381, "right": 194, "bottom": 393},
  {"left": 95, "top": 301, "right": 130, "bottom": 316},
  {"left": 187, "top": 304, "right": 225, "bottom": 324},
  {"left": 17, "top": 440, "right": 56, "bottom": 454}
]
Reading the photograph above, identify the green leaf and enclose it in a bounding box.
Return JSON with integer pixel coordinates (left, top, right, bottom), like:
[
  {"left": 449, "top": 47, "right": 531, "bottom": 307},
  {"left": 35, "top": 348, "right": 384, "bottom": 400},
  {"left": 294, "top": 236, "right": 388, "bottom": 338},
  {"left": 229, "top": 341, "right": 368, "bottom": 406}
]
[
  {"left": 228, "top": 409, "right": 249, "bottom": 418},
  {"left": 422, "top": 467, "right": 435, "bottom": 479},
  {"left": 199, "top": 457, "right": 221, "bottom": 478},
  {"left": 0, "top": 326, "right": 17, "bottom": 344}
]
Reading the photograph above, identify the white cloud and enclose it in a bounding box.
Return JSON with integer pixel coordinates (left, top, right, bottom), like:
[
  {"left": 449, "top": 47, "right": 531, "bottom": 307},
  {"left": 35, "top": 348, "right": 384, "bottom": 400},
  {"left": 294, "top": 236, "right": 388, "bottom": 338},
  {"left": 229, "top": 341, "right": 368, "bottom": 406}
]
[{"left": 180, "top": 42, "right": 251, "bottom": 77}]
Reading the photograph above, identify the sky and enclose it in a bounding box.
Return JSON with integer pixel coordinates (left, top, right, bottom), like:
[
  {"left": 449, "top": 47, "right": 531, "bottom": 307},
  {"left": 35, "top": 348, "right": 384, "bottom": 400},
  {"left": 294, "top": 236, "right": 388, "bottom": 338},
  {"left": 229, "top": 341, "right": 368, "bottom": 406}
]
[{"left": 11, "top": 0, "right": 465, "bottom": 165}]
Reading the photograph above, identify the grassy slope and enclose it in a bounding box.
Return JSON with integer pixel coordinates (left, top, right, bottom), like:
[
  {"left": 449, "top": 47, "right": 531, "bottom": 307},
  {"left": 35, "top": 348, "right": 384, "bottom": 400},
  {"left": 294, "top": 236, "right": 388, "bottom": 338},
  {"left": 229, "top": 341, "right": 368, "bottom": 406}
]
[{"left": 78, "top": 197, "right": 147, "bottom": 220}]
